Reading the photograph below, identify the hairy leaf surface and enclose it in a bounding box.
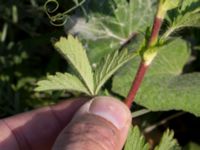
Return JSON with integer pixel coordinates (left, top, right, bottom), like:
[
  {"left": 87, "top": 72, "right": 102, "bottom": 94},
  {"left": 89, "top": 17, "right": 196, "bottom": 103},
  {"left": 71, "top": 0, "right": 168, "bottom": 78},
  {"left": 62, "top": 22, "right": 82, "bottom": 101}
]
[
  {"left": 163, "top": 0, "right": 200, "bottom": 38},
  {"left": 155, "top": 129, "right": 180, "bottom": 150},
  {"left": 66, "top": 0, "right": 156, "bottom": 63},
  {"left": 112, "top": 38, "right": 200, "bottom": 116},
  {"left": 54, "top": 35, "right": 94, "bottom": 94},
  {"left": 161, "top": 0, "right": 181, "bottom": 11},
  {"left": 124, "top": 126, "right": 149, "bottom": 150},
  {"left": 35, "top": 72, "right": 90, "bottom": 94},
  {"left": 94, "top": 49, "right": 137, "bottom": 94}
]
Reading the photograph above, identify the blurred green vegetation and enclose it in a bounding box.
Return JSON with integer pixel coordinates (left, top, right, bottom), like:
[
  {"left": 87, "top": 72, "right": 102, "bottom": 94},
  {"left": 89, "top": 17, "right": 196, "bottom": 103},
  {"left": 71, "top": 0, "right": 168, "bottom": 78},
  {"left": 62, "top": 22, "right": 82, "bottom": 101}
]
[
  {"left": 0, "top": 0, "right": 200, "bottom": 117},
  {"left": 0, "top": 0, "right": 200, "bottom": 148},
  {"left": 0, "top": 0, "right": 73, "bottom": 117}
]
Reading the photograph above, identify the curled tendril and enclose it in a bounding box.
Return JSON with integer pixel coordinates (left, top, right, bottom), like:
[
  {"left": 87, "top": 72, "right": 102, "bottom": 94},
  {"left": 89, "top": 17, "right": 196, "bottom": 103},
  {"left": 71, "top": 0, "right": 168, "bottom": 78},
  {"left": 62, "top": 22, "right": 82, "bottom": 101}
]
[{"left": 44, "top": 0, "right": 86, "bottom": 26}]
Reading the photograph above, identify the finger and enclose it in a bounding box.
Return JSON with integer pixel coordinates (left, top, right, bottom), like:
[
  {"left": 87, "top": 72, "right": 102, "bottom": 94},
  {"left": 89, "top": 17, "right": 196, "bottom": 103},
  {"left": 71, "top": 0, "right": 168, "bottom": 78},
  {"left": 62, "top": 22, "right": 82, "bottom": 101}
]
[
  {"left": 53, "top": 96, "right": 132, "bottom": 150},
  {"left": 0, "top": 97, "right": 89, "bottom": 150}
]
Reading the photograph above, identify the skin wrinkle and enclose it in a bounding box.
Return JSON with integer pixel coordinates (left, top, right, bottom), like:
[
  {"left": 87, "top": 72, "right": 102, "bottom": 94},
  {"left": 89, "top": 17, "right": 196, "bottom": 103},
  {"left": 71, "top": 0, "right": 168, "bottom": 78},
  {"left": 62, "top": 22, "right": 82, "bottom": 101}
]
[
  {"left": 1, "top": 119, "right": 21, "bottom": 150},
  {"left": 1, "top": 119, "right": 30, "bottom": 150},
  {"left": 23, "top": 106, "right": 60, "bottom": 150},
  {"left": 0, "top": 98, "right": 88, "bottom": 150},
  {"left": 24, "top": 106, "right": 64, "bottom": 150},
  {"left": 0, "top": 120, "right": 13, "bottom": 139},
  {"left": 57, "top": 132, "right": 107, "bottom": 150},
  {"left": 0, "top": 120, "right": 20, "bottom": 150},
  {"left": 64, "top": 138, "right": 107, "bottom": 150},
  {"left": 82, "top": 118, "right": 117, "bottom": 150},
  {"left": 62, "top": 125, "right": 111, "bottom": 150},
  {"left": 12, "top": 125, "right": 33, "bottom": 150},
  {"left": 50, "top": 97, "right": 89, "bottom": 125},
  {"left": 53, "top": 114, "right": 120, "bottom": 150},
  {"left": 2, "top": 111, "right": 60, "bottom": 150},
  {"left": 81, "top": 115, "right": 119, "bottom": 149},
  {"left": 48, "top": 105, "right": 63, "bottom": 131},
  {"left": 0, "top": 97, "right": 130, "bottom": 150},
  {"left": 78, "top": 134, "right": 107, "bottom": 150}
]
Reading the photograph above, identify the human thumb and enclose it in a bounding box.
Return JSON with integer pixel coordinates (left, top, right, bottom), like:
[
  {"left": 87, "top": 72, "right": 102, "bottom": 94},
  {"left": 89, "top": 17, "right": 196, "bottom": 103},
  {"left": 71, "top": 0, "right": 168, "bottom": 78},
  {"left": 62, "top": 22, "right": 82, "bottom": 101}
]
[{"left": 53, "top": 96, "right": 132, "bottom": 150}]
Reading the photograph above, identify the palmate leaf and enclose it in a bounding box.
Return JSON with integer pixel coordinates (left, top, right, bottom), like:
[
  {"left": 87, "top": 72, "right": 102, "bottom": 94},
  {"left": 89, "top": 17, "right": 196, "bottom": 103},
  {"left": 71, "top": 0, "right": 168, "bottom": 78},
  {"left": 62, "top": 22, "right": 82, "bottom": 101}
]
[
  {"left": 54, "top": 35, "right": 94, "bottom": 95},
  {"left": 124, "top": 126, "right": 180, "bottom": 150},
  {"left": 36, "top": 34, "right": 138, "bottom": 95},
  {"left": 66, "top": 0, "right": 156, "bottom": 63},
  {"left": 111, "top": 0, "right": 156, "bottom": 35},
  {"left": 163, "top": 0, "right": 200, "bottom": 39},
  {"left": 155, "top": 129, "right": 180, "bottom": 150},
  {"left": 35, "top": 72, "right": 90, "bottom": 94},
  {"left": 94, "top": 49, "right": 137, "bottom": 94},
  {"left": 112, "top": 38, "right": 200, "bottom": 116},
  {"left": 124, "top": 126, "right": 149, "bottom": 150}
]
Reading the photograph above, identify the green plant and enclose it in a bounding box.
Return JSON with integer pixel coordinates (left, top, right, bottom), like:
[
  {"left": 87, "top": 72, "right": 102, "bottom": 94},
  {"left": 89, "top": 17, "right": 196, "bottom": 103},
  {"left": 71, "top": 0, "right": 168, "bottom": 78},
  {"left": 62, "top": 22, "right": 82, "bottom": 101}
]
[
  {"left": 0, "top": 0, "right": 56, "bottom": 117},
  {"left": 44, "top": 0, "right": 87, "bottom": 26},
  {"left": 36, "top": 0, "right": 200, "bottom": 149},
  {"left": 35, "top": 35, "right": 136, "bottom": 95},
  {"left": 124, "top": 126, "right": 180, "bottom": 150}
]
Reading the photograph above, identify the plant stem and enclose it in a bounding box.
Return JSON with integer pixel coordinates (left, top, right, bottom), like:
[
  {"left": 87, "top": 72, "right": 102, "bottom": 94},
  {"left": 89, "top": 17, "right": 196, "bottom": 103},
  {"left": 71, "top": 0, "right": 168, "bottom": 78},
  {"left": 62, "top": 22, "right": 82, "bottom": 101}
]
[
  {"left": 125, "top": 61, "right": 148, "bottom": 108},
  {"left": 119, "top": 32, "right": 138, "bottom": 51},
  {"left": 144, "top": 112, "right": 185, "bottom": 133},
  {"left": 124, "top": 2, "right": 164, "bottom": 108},
  {"left": 131, "top": 109, "right": 151, "bottom": 118},
  {"left": 148, "top": 17, "right": 163, "bottom": 47}
]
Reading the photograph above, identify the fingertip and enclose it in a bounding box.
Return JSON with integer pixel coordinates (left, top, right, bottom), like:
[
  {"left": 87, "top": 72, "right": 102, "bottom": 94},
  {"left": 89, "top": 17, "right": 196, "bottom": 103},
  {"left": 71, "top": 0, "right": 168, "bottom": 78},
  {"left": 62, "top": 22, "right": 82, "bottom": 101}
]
[
  {"left": 75, "top": 96, "right": 132, "bottom": 148},
  {"left": 91, "top": 96, "right": 131, "bottom": 130},
  {"left": 50, "top": 97, "right": 89, "bottom": 126},
  {"left": 53, "top": 96, "right": 132, "bottom": 150},
  {"left": 75, "top": 96, "right": 131, "bottom": 130}
]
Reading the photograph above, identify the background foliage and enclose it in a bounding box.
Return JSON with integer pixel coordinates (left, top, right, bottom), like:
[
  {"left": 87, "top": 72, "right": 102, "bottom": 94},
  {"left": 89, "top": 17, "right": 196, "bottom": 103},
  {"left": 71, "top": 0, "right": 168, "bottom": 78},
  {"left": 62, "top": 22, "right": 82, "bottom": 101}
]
[{"left": 0, "top": 0, "right": 200, "bottom": 149}]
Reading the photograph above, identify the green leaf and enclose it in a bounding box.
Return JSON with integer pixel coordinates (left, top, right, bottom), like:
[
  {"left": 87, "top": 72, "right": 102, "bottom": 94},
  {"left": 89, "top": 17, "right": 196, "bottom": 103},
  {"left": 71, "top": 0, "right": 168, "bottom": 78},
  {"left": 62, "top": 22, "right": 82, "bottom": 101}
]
[
  {"left": 94, "top": 49, "right": 137, "bottom": 94},
  {"left": 180, "top": 0, "right": 200, "bottom": 12},
  {"left": 184, "top": 142, "right": 200, "bottom": 150},
  {"left": 112, "top": 38, "right": 200, "bottom": 116},
  {"left": 163, "top": 0, "right": 200, "bottom": 38},
  {"left": 111, "top": 0, "right": 156, "bottom": 35},
  {"left": 124, "top": 126, "right": 180, "bottom": 150},
  {"left": 161, "top": 0, "right": 181, "bottom": 11},
  {"left": 155, "top": 129, "right": 180, "bottom": 150},
  {"left": 54, "top": 35, "right": 94, "bottom": 95},
  {"left": 124, "top": 126, "right": 149, "bottom": 150},
  {"left": 66, "top": 0, "right": 156, "bottom": 62},
  {"left": 35, "top": 72, "right": 90, "bottom": 94}
]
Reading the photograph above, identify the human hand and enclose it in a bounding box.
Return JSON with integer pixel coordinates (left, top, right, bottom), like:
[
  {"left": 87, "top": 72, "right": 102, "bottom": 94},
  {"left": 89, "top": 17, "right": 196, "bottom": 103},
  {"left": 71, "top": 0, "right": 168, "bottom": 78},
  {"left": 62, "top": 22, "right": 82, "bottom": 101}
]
[{"left": 0, "top": 96, "right": 131, "bottom": 150}]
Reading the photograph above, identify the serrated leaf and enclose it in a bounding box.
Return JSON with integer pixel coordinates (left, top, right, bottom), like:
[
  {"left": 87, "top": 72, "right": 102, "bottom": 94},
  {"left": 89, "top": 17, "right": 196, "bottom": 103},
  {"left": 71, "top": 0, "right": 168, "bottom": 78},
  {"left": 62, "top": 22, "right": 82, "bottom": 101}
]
[
  {"left": 66, "top": 0, "right": 156, "bottom": 62},
  {"left": 94, "top": 49, "right": 137, "bottom": 94},
  {"left": 124, "top": 126, "right": 149, "bottom": 150},
  {"left": 35, "top": 72, "right": 90, "bottom": 94},
  {"left": 163, "top": 0, "right": 200, "bottom": 38},
  {"left": 54, "top": 35, "right": 94, "bottom": 95},
  {"left": 180, "top": 0, "right": 200, "bottom": 12},
  {"left": 161, "top": 0, "right": 181, "bottom": 11},
  {"left": 155, "top": 129, "right": 180, "bottom": 150},
  {"left": 112, "top": 38, "right": 200, "bottom": 116}
]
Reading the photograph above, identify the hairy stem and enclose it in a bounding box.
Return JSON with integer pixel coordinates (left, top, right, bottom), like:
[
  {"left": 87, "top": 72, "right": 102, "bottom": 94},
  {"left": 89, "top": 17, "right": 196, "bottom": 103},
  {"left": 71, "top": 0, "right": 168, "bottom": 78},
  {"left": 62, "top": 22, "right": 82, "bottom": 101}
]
[
  {"left": 148, "top": 17, "right": 163, "bottom": 47},
  {"left": 125, "top": 61, "right": 148, "bottom": 108},
  {"left": 124, "top": 4, "right": 164, "bottom": 108}
]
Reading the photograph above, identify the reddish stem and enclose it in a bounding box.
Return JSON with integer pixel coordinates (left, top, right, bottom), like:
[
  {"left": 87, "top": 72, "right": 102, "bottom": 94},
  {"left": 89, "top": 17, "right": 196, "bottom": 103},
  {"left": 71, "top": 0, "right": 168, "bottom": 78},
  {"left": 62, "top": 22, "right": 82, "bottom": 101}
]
[
  {"left": 124, "top": 17, "right": 163, "bottom": 109},
  {"left": 148, "top": 17, "right": 163, "bottom": 47},
  {"left": 125, "top": 61, "right": 149, "bottom": 108}
]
